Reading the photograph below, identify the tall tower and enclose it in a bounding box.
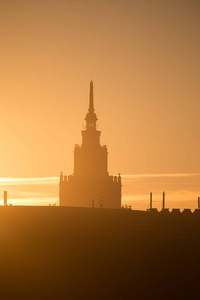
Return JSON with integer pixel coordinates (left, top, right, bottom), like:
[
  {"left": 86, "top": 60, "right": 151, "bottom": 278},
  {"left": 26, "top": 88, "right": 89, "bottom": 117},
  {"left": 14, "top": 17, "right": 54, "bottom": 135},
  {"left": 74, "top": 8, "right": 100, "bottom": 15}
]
[{"left": 59, "top": 82, "right": 121, "bottom": 209}]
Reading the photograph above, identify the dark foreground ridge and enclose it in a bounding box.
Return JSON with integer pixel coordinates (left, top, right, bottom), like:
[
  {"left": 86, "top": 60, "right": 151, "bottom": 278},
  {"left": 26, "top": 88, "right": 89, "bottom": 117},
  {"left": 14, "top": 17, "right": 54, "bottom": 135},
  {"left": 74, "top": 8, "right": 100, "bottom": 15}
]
[{"left": 0, "top": 206, "right": 200, "bottom": 300}]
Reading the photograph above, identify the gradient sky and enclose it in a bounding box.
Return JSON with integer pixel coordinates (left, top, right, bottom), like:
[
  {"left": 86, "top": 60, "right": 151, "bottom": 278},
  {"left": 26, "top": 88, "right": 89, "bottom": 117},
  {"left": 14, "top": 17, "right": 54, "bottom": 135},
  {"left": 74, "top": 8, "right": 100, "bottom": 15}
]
[{"left": 0, "top": 1, "right": 200, "bottom": 208}]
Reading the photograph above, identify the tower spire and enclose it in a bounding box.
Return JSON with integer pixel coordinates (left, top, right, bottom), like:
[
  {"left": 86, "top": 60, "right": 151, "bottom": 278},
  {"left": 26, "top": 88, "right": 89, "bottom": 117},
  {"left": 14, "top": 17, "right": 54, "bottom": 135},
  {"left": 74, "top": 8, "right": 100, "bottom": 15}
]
[
  {"left": 85, "top": 81, "right": 98, "bottom": 129},
  {"left": 89, "top": 80, "right": 94, "bottom": 113}
]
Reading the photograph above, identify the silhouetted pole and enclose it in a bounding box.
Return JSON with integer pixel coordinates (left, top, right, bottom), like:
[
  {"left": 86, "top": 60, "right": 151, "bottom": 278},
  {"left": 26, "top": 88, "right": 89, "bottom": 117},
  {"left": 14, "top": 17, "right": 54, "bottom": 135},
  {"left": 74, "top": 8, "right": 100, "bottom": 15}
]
[
  {"left": 163, "top": 191, "right": 165, "bottom": 209},
  {"left": 198, "top": 197, "right": 200, "bottom": 209},
  {"left": 150, "top": 192, "right": 152, "bottom": 209},
  {"left": 4, "top": 191, "right": 7, "bottom": 206}
]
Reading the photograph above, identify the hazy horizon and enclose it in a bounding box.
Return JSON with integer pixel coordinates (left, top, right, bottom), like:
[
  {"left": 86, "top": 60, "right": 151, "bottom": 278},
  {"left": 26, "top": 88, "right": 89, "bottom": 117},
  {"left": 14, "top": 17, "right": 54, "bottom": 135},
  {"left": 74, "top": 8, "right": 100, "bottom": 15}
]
[{"left": 1, "top": 173, "right": 200, "bottom": 210}]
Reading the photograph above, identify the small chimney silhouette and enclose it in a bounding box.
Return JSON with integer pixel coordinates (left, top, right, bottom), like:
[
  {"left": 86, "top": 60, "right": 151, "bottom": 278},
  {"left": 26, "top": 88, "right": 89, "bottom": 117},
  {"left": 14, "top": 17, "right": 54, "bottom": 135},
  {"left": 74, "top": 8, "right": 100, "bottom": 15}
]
[
  {"left": 150, "top": 192, "right": 152, "bottom": 209},
  {"left": 198, "top": 197, "right": 200, "bottom": 209},
  {"left": 163, "top": 191, "right": 165, "bottom": 209},
  {"left": 4, "top": 191, "right": 7, "bottom": 206}
]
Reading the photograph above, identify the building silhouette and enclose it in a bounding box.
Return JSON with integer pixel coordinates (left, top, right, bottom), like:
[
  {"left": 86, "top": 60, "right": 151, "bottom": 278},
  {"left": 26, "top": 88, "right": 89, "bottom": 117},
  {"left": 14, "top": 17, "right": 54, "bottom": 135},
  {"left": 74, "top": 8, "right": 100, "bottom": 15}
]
[{"left": 59, "top": 81, "right": 121, "bottom": 208}]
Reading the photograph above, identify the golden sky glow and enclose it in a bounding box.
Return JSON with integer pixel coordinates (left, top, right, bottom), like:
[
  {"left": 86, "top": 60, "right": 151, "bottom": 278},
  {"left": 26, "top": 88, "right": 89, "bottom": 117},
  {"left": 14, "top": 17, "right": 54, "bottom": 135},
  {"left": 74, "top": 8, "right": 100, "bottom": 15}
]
[{"left": 0, "top": 1, "right": 200, "bottom": 209}]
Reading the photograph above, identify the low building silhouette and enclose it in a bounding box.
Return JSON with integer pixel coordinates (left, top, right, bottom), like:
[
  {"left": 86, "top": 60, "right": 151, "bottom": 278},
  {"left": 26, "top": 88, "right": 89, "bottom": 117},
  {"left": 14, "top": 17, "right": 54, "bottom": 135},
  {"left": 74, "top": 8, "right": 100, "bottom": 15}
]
[{"left": 59, "top": 81, "right": 121, "bottom": 208}]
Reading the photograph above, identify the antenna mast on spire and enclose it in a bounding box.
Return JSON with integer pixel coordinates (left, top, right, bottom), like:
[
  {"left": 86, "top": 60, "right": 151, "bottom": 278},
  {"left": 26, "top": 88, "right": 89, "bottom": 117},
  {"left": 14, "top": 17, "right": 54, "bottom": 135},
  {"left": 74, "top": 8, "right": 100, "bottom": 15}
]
[{"left": 89, "top": 81, "right": 94, "bottom": 112}]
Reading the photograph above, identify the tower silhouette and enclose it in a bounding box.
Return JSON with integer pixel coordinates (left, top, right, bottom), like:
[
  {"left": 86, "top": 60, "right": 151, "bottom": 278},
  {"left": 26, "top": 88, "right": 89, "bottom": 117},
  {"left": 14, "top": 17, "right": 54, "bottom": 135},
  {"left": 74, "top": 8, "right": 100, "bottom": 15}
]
[{"left": 59, "top": 81, "right": 121, "bottom": 208}]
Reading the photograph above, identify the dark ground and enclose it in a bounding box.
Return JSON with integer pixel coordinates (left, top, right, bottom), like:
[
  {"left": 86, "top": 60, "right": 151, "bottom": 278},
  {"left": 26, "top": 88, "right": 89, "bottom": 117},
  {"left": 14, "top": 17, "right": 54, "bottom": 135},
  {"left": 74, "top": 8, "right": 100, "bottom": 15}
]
[{"left": 0, "top": 206, "right": 200, "bottom": 300}]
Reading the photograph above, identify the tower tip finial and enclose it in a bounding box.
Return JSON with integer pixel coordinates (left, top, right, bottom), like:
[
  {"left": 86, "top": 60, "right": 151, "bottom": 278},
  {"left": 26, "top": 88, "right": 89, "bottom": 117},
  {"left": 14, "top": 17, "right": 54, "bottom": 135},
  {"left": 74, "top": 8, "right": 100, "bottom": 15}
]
[{"left": 89, "top": 80, "right": 94, "bottom": 112}]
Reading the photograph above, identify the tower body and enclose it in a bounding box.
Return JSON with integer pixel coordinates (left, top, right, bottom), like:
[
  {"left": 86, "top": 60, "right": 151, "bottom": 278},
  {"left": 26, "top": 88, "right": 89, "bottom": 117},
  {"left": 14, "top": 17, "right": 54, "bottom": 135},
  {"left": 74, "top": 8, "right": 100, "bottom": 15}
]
[{"left": 59, "top": 82, "right": 121, "bottom": 209}]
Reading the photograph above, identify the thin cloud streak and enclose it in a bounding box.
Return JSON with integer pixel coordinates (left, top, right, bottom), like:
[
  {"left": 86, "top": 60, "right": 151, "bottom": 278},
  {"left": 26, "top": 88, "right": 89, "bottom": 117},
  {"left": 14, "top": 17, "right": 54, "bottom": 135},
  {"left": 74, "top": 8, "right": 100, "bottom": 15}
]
[
  {"left": 122, "top": 173, "right": 200, "bottom": 180},
  {"left": 1, "top": 173, "right": 199, "bottom": 187},
  {"left": 0, "top": 177, "right": 59, "bottom": 186}
]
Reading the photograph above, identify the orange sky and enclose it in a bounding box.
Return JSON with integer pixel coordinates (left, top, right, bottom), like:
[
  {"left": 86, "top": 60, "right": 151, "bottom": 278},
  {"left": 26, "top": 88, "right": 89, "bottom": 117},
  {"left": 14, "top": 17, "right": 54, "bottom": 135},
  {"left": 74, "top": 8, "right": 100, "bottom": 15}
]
[{"left": 0, "top": 1, "right": 200, "bottom": 208}]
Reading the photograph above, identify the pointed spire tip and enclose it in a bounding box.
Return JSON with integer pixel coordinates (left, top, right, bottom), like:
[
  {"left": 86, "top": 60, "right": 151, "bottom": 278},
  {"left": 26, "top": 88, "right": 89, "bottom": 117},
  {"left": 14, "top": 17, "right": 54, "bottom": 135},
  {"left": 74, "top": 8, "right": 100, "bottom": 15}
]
[{"left": 89, "top": 80, "right": 94, "bottom": 112}]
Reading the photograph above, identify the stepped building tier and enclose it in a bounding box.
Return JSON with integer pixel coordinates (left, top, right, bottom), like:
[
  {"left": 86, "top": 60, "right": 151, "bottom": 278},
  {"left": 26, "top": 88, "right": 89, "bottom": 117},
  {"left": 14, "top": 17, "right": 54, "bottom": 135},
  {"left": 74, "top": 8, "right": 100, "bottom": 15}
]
[{"left": 59, "top": 81, "right": 121, "bottom": 209}]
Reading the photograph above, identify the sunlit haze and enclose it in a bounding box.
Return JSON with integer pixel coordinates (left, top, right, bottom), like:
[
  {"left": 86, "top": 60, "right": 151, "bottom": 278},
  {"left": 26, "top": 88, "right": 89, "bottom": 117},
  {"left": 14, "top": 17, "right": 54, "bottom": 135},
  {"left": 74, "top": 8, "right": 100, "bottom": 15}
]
[
  {"left": 1, "top": 174, "right": 200, "bottom": 210},
  {"left": 0, "top": 1, "right": 200, "bottom": 209}
]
